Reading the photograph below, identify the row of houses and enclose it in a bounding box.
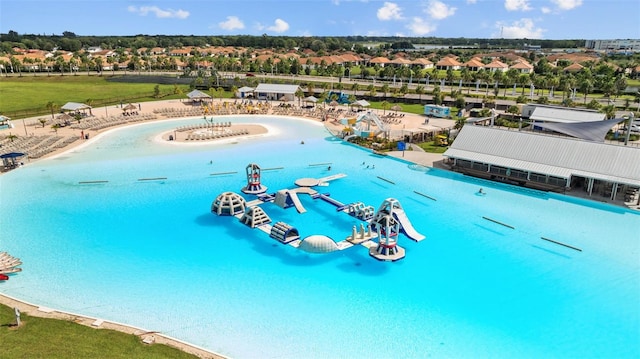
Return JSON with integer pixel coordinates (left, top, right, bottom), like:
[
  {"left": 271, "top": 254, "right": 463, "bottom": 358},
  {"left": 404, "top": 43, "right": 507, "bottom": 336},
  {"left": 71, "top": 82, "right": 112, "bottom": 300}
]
[{"left": 1, "top": 44, "right": 620, "bottom": 74}]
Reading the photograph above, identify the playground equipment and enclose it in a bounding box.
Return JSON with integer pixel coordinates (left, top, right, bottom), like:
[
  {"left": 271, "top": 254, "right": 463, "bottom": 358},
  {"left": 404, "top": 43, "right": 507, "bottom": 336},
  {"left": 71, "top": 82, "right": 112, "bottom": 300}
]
[
  {"left": 346, "top": 223, "right": 377, "bottom": 244},
  {"left": 347, "top": 202, "right": 375, "bottom": 220},
  {"left": 211, "top": 192, "right": 247, "bottom": 216},
  {"left": 326, "top": 91, "right": 350, "bottom": 104},
  {"left": 211, "top": 170, "right": 427, "bottom": 261},
  {"left": 340, "top": 111, "right": 389, "bottom": 139},
  {"left": 370, "top": 206, "right": 405, "bottom": 261},
  {"left": 269, "top": 222, "right": 300, "bottom": 244},
  {"left": 368, "top": 198, "right": 425, "bottom": 261},
  {"left": 241, "top": 163, "right": 268, "bottom": 194},
  {"left": 435, "top": 134, "right": 449, "bottom": 146},
  {"left": 239, "top": 206, "right": 272, "bottom": 228}
]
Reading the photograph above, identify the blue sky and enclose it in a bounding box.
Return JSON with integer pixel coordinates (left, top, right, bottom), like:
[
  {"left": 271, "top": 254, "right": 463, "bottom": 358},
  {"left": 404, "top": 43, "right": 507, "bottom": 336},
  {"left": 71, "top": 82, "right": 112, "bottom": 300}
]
[{"left": 1, "top": 0, "right": 639, "bottom": 40}]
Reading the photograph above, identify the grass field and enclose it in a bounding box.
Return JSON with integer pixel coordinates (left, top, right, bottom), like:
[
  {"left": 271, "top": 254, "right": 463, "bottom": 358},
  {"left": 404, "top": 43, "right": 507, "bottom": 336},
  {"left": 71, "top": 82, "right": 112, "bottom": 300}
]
[
  {"left": 0, "top": 303, "right": 198, "bottom": 359},
  {"left": 0, "top": 75, "right": 191, "bottom": 116}
]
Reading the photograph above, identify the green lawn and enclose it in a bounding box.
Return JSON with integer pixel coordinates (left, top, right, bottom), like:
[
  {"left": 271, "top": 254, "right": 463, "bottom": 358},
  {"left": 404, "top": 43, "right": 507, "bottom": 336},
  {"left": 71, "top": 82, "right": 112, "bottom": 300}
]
[
  {"left": 0, "top": 75, "right": 190, "bottom": 117},
  {"left": 0, "top": 304, "right": 198, "bottom": 359}
]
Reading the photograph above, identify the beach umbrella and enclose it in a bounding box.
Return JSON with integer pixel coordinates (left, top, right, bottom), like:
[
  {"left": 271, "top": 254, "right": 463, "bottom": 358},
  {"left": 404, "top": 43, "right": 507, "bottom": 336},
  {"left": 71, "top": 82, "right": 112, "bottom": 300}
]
[
  {"left": 329, "top": 100, "right": 339, "bottom": 107},
  {"left": 303, "top": 96, "right": 318, "bottom": 103},
  {"left": 123, "top": 103, "right": 137, "bottom": 111},
  {"left": 391, "top": 105, "right": 402, "bottom": 112}
]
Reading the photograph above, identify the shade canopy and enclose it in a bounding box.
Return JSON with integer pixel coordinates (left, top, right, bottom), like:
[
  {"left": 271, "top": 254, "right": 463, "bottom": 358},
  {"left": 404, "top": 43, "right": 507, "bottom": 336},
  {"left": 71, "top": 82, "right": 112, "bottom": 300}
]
[
  {"left": 353, "top": 99, "right": 370, "bottom": 107},
  {"left": 532, "top": 118, "right": 625, "bottom": 142},
  {"left": 303, "top": 96, "right": 318, "bottom": 103},
  {"left": 186, "top": 90, "right": 212, "bottom": 100},
  {"left": 123, "top": 103, "right": 137, "bottom": 110},
  {"left": 391, "top": 105, "right": 402, "bottom": 111},
  {"left": 61, "top": 102, "right": 92, "bottom": 111},
  {"left": 0, "top": 152, "right": 25, "bottom": 159}
]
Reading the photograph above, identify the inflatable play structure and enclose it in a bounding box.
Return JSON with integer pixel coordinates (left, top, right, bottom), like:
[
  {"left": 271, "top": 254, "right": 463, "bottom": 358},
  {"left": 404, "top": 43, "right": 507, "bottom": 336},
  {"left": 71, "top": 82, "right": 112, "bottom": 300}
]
[
  {"left": 210, "top": 164, "right": 426, "bottom": 261},
  {"left": 241, "top": 163, "right": 267, "bottom": 194}
]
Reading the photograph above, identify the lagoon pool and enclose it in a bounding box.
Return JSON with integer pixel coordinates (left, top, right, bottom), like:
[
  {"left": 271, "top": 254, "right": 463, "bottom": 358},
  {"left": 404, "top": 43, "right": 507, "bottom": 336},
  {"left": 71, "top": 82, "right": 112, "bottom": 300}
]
[{"left": 1, "top": 115, "right": 639, "bottom": 359}]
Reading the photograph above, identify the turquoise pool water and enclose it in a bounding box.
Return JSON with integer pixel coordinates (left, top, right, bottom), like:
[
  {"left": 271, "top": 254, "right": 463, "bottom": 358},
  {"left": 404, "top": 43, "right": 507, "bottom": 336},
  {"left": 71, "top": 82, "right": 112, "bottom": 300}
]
[{"left": 1, "top": 115, "right": 639, "bottom": 359}]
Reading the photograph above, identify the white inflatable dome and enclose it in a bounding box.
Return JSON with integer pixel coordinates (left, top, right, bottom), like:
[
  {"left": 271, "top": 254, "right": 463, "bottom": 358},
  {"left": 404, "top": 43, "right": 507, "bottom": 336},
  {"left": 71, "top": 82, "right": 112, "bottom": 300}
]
[
  {"left": 298, "top": 235, "right": 339, "bottom": 253},
  {"left": 211, "top": 191, "right": 246, "bottom": 216}
]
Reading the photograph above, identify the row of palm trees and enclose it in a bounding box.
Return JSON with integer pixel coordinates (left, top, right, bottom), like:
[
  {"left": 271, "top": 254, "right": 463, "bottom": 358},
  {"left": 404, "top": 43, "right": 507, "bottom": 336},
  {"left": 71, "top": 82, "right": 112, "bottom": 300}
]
[{"left": 3, "top": 49, "right": 635, "bottom": 110}]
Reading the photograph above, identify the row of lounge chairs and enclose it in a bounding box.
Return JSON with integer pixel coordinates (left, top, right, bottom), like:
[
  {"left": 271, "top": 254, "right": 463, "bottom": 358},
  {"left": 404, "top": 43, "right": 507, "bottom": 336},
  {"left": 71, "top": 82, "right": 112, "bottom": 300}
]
[
  {"left": 184, "top": 129, "right": 250, "bottom": 141},
  {"left": 69, "top": 114, "right": 157, "bottom": 130},
  {"left": 153, "top": 108, "right": 204, "bottom": 117},
  {"left": 0, "top": 135, "right": 79, "bottom": 159},
  {"left": 176, "top": 122, "right": 232, "bottom": 132}
]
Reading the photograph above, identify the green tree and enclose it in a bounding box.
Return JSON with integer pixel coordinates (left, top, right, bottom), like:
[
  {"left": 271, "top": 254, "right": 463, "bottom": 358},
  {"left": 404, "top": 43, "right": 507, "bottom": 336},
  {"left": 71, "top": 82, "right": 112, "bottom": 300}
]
[
  {"left": 381, "top": 100, "right": 390, "bottom": 115},
  {"left": 381, "top": 83, "right": 389, "bottom": 98},
  {"left": 600, "top": 104, "right": 616, "bottom": 119},
  {"left": 45, "top": 101, "right": 58, "bottom": 120}
]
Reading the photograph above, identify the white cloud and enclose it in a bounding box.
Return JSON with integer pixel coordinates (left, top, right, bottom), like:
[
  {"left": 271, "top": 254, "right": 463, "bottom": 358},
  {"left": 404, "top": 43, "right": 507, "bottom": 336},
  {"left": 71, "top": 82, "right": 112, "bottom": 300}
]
[
  {"left": 504, "top": 0, "right": 532, "bottom": 11},
  {"left": 427, "top": 0, "right": 456, "bottom": 20},
  {"left": 407, "top": 17, "right": 437, "bottom": 35},
  {"left": 495, "top": 18, "right": 545, "bottom": 38},
  {"left": 541, "top": 6, "right": 551, "bottom": 13},
  {"left": 127, "top": 5, "right": 189, "bottom": 19},
  {"left": 377, "top": 2, "right": 403, "bottom": 21},
  {"left": 551, "top": 0, "right": 583, "bottom": 10},
  {"left": 467, "top": 0, "right": 477, "bottom": 4},
  {"left": 267, "top": 19, "right": 289, "bottom": 33},
  {"left": 218, "top": 16, "right": 244, "bottom": 31}
]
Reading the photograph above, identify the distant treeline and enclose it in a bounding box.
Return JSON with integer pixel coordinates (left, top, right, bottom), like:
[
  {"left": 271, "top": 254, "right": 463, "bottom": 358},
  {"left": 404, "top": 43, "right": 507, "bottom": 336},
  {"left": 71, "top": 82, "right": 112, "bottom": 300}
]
[{"left": 1, "top": 30, "right": 585, "bottom": 54}]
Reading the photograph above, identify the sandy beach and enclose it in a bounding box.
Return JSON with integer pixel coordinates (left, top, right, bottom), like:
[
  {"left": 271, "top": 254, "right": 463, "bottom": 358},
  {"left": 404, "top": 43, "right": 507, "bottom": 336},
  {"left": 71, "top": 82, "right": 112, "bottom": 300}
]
[{"left": 1, "top": 98, "right": 453, "bottom": 168}]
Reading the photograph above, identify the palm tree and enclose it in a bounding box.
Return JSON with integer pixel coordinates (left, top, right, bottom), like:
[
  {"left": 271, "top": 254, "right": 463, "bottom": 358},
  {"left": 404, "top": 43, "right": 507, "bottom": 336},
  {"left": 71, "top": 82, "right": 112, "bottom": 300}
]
[
  {"left": 381, "top": 100, "right": 390, "bottom": 115},
  {"left": 518, "top": 73, "right": 531, "bottom": 95},
  {"left": 461, "top": 68, "right": 473, "bottom": 94},
  {"left": 600, "top": 104, "right": 616, "bottom": 119},
  {"left": 367, "top": 84, "right": 377, "bottom": 98},
  {"left": 306, "top": 83, "right": 315, "bottom": 97},
  {"left": 46, "top": 102, "right": 58, "bottom": 120},
  {"left": 295, "top": 88, "right": 304, "bottom": 106},
  {"left": 351, "top": 82, "right": 359, "bottom": 97},
  {"left": 578, "top": 78, "right": 594, "bottom": 104},
  {"left": 381, "top": 83, "right": 389, "bottom": 98},
  {"left": 415, "top": 85, "right": 425, "bottom": 101},
  {"left": 39, "top": 118, "right": 48, "bottom": 127},
  {"left": 446, "top": 68, "right": 456, "bottom": 93}
]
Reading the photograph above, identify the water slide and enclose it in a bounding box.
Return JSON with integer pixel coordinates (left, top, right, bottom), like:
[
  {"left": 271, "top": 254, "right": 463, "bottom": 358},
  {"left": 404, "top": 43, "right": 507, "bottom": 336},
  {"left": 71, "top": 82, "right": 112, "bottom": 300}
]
[
  {"left": 286, "top": 190, "right": 307, "bottom": 214},
  {"left": 357, "top": 112, "right": 388, "bottom": 132},
  {"left": 392, "top": 209, "right": 425, "bottom": 241}
]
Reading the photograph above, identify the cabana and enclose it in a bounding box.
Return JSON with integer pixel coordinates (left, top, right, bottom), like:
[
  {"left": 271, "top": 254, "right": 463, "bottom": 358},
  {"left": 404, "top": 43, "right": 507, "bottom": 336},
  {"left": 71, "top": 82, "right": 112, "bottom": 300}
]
[
  {"left": 1, "top": 152, "right": 25, "bottom": 171},
  {"left": 186, "top": 90, "right": 212, "bottom": 105},
  {"left": 61, "top": 102, "right": 92, "bottom": 117}
]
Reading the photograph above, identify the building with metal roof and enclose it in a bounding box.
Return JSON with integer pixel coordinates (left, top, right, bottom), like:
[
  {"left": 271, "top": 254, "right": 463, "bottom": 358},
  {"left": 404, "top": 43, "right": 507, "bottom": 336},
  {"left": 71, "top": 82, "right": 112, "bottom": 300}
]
[
  {"left": 253, "top": 84, "right": 299, "bottom": 101},
  {"left": 443, "top": 125, "right": 640, "bottom": 201}
]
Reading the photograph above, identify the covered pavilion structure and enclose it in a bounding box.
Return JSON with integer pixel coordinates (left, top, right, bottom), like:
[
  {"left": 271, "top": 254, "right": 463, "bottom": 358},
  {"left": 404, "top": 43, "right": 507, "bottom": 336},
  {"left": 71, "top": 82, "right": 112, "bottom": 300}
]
[{"left": 444, "top": 125, "right": 640, "bottom": 203}]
